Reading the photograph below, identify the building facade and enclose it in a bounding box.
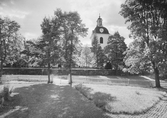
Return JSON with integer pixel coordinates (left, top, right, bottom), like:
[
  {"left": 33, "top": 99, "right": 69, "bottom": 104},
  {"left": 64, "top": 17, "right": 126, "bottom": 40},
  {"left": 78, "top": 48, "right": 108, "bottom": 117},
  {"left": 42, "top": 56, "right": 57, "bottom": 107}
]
[{"left": 91, "top": 16, "right": 110, "bottom": 49}]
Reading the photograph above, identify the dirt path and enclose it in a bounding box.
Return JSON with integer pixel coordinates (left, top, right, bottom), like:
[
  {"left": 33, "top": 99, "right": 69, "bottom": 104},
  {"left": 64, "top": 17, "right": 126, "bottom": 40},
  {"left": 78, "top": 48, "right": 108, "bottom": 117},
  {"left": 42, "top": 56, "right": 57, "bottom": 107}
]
[{"left": 3, "top": 84, "right": 110, "bottom": 118}]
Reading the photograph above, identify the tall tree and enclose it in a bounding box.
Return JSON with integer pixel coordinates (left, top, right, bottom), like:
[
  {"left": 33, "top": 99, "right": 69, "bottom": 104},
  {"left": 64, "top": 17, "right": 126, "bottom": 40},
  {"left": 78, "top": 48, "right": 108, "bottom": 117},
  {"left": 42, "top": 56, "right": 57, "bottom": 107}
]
[
  {"left": 40, "top": 14, "right": 62, "bottom": 83},
  {"left": 120, "top": 0, "right": 167, "bottom": 87},
  {"left": 0, "top": 17, "right": 20, "bottom": 83},
  {"left": 59, "top": 10, "right": 88, "bottom": 85},
  {"left": 96, "top": 45, "right": 106, "bottom": 68},
  {"left": 39, "top": 9, "right": 88, "bottom": 84},
  {"left": 79, "top": 45, "right": 93, "bottom": 67},
  {"left": 104, "top": 32, "right": 127, "bottom": 74}
]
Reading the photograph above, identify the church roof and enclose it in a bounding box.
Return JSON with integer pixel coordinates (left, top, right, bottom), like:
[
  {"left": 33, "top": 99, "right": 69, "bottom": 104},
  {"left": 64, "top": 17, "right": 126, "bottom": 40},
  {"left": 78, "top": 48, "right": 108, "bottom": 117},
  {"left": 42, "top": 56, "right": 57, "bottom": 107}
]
[{"left": 93, "top": 26, "right": 109, "bottom": 34}]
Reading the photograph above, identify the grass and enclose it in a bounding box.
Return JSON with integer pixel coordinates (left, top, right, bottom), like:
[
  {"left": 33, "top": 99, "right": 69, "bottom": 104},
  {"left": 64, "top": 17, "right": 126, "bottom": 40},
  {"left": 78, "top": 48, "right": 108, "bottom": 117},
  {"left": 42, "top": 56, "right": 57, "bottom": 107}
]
[
  {"left": 75, "top": 84, "right": 166, "bottom": 114},
  {"left": 1, "top": 75, "right": 167, "bottom": 116},
  {"left": 75, "top": 84, "right": 116, "bottom": 111},
  {"left": 2, "top": 75, "right": 154, "bottom": 88},
  {"left": 1, "top": 83, "right": 110, "bottom": 118}
]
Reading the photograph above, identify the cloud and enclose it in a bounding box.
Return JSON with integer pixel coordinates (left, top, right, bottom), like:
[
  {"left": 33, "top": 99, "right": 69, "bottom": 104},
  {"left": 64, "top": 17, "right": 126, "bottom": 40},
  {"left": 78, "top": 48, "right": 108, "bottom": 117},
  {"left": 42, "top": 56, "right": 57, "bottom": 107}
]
[
  {"left": 108, "top": 25, "right": 130, "bottom": 36},
  {"left": 0, "top": 0, "right": 129, "bottom": 46},
  {"left": 0, "top": 6, "right": 3, "bottom": 10},
  {"left": 10, "top": 0, "right": 15, "bottom": 5},
  {"left": 0, "top": 0, "right": 30, "bottom": 19},
  {"left": 0, "top": 10, "right": 30, "bottom": 19},
  {"left": 66, "top": 0, "right": 128, "bottom": 43},
  {"left": 125, "top": 38, "right": 133, "bottom": 46},
  {"left": 23, "top": 32, "right": 39, "bottom": 40}
]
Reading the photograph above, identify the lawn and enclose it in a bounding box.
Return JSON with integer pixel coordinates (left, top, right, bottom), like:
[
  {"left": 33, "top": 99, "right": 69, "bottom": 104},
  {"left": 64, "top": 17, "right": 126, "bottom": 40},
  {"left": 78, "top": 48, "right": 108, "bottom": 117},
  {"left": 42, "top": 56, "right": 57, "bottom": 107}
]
[
  {"left": 1, "top": 75, "right": 165, "bottom": 116},
  {"left": 2, "top": 75, "right": 154, "bottom": 88},
  {"left": 0, "top": 82, "right": 110, "bottom": 118},
  {"left": 75, "top": 84, "right": 166, "bottom": 114}
]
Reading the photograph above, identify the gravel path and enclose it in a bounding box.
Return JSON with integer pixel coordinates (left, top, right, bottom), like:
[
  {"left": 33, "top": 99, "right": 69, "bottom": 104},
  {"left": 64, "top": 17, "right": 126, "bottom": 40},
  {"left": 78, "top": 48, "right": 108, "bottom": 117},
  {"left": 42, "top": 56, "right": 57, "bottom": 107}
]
[{"left": 3, "top": 84, "right": 110, "bottom": 118}]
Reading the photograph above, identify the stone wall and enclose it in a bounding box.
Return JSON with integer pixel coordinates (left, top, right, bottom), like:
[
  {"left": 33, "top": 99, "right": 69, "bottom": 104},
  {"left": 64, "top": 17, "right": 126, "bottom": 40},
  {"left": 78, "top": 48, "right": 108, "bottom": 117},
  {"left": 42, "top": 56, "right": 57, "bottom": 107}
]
[{"left": 3, "top": 68, "right": 125, "bottom": 76}]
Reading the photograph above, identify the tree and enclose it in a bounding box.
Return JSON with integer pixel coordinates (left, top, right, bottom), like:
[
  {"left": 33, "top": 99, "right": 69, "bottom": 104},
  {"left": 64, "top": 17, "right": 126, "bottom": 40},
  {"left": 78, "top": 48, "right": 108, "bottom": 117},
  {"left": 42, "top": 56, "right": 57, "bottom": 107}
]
[
  {"left": 104, "top": 32, "right": 127, "bottom": 74},
  {"left": 7, "top": 34, "right": 24, "bottom": 67},
  {"left": 79, "top": 45, "right": 94, "bottom": 67},
  {"left": 96, "top": 45, "right": 106, "bottom": 68},
  {"left": 40, "top": 14, "right": 62, "bottom": 83},
  {"left": 120, "top": 0, "right": 167, "bottom": 87},
  {"left": 91, "top": 36, "right": 106, "bottom": 68},
  {"left": 39, "top": 9, "right": 88, "bottom": 84},
  {"left": 20, "top": 39, "right": 41, "bottom": 67},
  {"left": 57, "top": 10, "right": 88, "bottom": 85},
  {"left": 0, "top": 17, "right": 20, "bottom": 83}
]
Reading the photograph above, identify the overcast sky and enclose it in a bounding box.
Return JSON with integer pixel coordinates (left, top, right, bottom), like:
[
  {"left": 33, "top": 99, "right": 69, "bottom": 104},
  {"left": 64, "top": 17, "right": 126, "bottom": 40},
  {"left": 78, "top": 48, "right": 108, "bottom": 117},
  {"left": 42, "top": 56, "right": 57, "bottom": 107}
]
[{"left": 0, "top": 0, "right": 133, "bottom": 46}]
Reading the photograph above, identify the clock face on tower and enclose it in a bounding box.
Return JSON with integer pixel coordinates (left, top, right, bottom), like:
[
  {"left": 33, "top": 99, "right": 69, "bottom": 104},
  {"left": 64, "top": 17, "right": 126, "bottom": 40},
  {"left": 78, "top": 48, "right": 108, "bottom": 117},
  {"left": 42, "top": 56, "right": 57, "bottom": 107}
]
[{"left": 99, "top": 28, "right": 104, "bottom": 33}]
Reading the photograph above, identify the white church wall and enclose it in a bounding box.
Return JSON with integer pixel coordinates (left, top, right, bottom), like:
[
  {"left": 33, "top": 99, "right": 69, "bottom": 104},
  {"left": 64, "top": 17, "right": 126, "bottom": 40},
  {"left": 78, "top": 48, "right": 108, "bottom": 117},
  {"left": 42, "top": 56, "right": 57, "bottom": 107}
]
[{"left": 96, "top": 34, "right": 110, "bottom": 49}]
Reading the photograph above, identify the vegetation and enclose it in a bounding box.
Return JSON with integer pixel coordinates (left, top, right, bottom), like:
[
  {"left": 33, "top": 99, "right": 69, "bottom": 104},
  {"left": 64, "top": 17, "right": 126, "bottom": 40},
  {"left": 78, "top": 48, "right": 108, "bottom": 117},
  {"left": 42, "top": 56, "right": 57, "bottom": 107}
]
[
  {"left": 0, "top": 17, "right": 21, "bottom": 83},
  {"left": 76, "top": 84, "right": 165, "bottom": 114},
  {"left": 77, "top": 45, "right": 94, "bottom": 67},
  {"left": 39, "top": 9, "right": 88, "bottom": 83},
  {"left": 104, "top": 32, "right": 127, "bottom": 73},
  {"left": 91, "top": 36, "right": 106, "bottom": 68},
  {"left": 0, "top": 9, "right": 88, "bottom": 84},
  {"left": 0, "top": 85, "right": 13, "bottom": 106},
  {"left": 120, "top": 0, "right": 167, "bottom": 87}
]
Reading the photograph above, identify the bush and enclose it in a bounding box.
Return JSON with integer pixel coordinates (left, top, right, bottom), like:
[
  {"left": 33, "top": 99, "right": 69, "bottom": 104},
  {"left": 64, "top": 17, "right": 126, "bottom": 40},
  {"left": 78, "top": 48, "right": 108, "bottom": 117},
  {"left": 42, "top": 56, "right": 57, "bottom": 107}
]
[
  {"left": 0, "top": 85, "right": 13, "bottom": 106},
  {"left": 93, "top": 92, "right": 115, "bottom": 109}
]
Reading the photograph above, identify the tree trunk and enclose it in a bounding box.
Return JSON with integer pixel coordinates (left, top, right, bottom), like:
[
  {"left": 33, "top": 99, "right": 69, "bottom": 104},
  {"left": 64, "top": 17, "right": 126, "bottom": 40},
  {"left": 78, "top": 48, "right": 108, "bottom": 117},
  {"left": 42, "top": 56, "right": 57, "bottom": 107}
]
[
  {"left": 68, "top": 29, "right": 73, "bottom": 86},
  {"left": 47, "top": 40, "right": 51, "bottom": 83},
  {"left": 0, "top": 60, "right": 3, "bottom": 84},
  {"left": 154, "top": 67, "right": 161, "bottom": 88},
  {"left": 0, "top": 40, "right": 2, "bottom": 84},
  {"left": 47, "top": 62, "right": 51, "bottom": 83}
]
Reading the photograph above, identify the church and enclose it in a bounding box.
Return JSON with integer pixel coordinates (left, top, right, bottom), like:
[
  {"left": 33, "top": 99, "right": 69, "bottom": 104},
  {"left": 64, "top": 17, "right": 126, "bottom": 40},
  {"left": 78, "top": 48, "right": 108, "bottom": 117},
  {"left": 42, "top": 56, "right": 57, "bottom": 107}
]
[{"left": 90, "top": 16, "right": 110, "bottom": 49}]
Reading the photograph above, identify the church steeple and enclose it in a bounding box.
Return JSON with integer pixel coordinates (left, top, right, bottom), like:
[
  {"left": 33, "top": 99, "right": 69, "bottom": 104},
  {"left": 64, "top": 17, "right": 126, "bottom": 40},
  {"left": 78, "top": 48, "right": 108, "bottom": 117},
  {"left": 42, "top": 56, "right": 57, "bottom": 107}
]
[{"left": 97, "top": 15, "right": 103, "bottom": 27}]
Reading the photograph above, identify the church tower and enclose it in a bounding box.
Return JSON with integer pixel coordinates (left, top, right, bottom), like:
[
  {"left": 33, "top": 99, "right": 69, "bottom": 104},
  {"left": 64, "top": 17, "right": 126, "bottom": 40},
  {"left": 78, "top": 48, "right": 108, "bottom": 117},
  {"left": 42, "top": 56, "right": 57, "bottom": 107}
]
[
  {"left": 97, "top": 16, "right": 103, "bottom": 27},
  {"left": 91, "top": 15, "right": 110, "bottom": 49}
]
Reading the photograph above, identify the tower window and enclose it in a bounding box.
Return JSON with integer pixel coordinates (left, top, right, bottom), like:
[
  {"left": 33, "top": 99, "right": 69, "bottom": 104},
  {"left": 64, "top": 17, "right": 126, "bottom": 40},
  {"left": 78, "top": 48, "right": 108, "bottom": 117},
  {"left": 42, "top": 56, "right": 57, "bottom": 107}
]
[{"left": 100, "top": 37, "right": 103, "bottom": 44}]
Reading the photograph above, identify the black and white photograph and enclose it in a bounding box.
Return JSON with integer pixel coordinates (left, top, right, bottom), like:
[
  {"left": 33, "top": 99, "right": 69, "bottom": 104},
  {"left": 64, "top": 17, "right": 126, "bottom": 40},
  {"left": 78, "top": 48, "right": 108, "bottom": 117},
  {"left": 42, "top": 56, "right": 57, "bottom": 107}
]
[{"left": 0, "top": 0, "right": 167, "bottom": 117}]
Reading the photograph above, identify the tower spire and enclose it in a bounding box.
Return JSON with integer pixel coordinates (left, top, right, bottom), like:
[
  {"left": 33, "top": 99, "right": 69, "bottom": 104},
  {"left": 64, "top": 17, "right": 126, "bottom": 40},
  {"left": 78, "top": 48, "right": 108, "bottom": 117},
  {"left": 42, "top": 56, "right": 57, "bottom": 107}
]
[{"left": 97, "top": 14, "right": 102, "bottom": 27}]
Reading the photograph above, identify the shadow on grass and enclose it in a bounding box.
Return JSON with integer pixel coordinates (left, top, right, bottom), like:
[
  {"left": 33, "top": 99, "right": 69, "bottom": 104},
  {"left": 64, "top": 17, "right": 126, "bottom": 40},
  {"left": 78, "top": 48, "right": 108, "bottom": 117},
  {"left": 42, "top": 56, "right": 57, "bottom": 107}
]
[
  {"left": 75, "top": 84, "right": 116, "bottom": 113},
  {"left": 2, "top": 83, "right": 110, "bottom": 118},
  {"left": 93, "top": 92, "right": 116, "bottom": 110}
]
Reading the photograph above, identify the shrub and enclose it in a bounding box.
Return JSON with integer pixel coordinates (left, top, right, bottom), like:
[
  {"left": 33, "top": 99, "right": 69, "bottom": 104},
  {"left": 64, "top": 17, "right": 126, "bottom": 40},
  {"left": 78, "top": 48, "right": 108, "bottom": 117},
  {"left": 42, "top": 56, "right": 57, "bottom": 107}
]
[
  {"left": 0, "top": 85, "right": 13, "bottom": 106},
  {"left": 93, "top": 92, "right": 115, "bottom": 110}
]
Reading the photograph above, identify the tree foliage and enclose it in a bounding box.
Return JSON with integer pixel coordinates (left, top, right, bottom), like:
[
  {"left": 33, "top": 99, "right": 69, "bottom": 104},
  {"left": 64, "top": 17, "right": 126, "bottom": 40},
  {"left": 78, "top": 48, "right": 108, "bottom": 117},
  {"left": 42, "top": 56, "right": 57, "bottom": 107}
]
[
  {"left": 59, "top": 10, "right": 88, "bottom": 68},
  {"left": 78, "top": 45, "right": 94, "bottom": 67},
  {"left": 0, "top": 17, "right": 21, "bottom": 82},
  {"left": 19, "top": 39, "right": 41, "bottom": 67},
  {"left": 104, "top": 31, "right": 127, "bottom": 71},
  {"left": 37, "top": 9, "right": 88, "bottom": 83},
  {"left": 120, "top": 0, "right": 167, "bottom": 87}
]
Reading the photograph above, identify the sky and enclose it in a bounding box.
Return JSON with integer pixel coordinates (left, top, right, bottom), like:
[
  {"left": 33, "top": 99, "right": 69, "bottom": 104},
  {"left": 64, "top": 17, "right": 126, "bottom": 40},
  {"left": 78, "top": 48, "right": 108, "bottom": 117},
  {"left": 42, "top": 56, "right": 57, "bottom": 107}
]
[{"left": 0, "top": 0, "right": 133, "bottom": 46}]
